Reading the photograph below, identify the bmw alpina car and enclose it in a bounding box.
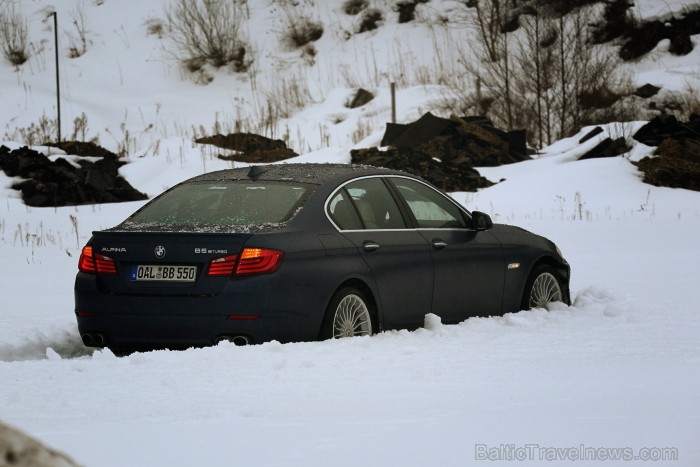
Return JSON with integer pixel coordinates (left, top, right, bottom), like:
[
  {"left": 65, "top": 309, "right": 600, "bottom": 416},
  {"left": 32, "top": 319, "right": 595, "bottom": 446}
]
[{"left": 74, "top": 163, "right": 570, "bottom": 351}]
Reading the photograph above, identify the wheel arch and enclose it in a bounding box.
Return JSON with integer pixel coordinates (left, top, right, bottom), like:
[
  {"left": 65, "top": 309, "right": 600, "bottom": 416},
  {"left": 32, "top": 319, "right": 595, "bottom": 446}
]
[
  {"left": 321, "top": 278, "right": 382, "bottom": 336},
  {"left": 523, "top": 255, "right": 571, "bottom": 306}
]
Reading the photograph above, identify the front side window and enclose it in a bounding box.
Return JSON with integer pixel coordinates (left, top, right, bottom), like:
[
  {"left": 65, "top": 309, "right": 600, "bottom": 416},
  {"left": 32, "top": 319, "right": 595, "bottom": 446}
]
[
  {"left": 125, "top": 180, "right": 311, "bottom": 228},
  {"left": 390, "top": 177, "right": 467, "bottom": 229}
]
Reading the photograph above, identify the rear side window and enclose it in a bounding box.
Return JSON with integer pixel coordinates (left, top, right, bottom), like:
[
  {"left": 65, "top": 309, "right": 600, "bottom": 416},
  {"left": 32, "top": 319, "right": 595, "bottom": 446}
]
[
  {"left": 126, "top": 180, "right": 312, "bottom": 227},
  {"left": 328, "top": 190, "right": 363, "bottom": 230}
]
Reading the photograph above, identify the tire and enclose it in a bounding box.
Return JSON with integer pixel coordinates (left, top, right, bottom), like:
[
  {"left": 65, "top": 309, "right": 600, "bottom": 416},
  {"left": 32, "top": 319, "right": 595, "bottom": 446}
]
[
  {"left": 321, "top": 287, "right": 374, "bottom": 339},
  {"left": 521, "top": 265, "right": 564, "bottom": 310}
]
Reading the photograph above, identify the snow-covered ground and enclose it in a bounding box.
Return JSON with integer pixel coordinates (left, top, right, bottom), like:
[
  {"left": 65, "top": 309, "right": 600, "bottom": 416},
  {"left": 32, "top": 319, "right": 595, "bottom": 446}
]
[
  {"left": 2, "top": 0, "right": 700, "bottom": 465},
  {"left": 1, "top": 123, "right": 700, "bottom": 466}
]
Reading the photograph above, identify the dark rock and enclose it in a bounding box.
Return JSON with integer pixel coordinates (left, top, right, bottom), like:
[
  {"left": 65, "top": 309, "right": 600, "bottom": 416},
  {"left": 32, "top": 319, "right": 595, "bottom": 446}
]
[
  {"left": 669, "top": 33, "right": 693, "bottom": 56},
  {"left": 0, "top": 145, "right": 147, "bottom": 207},
  {"left": 0, "top": 420, "right": 81, "bottom": 467},
  {"left": 619, "top": 21, "right": 666, "bottom": 60},
  {"left": 86, "top": 154, "right": 119, "bottom": 191},
  {"left": 351, "top": 147, "right": 493, "bottom": 192},
  {"left": 355, "top": 113, "right": 517, "bottom": 191},
  {"left": 634, "top": 115, "right": 700, "bottom": 192},
  {"left": 636, "top": 155, "right": 700, "bottom": 192},
  {"left": 395, "top": 0, "right": 428, "bottom": 23},
  {"left": 633, "top": 115, "right": 700, "bottom": 146},
  {"left": 357, "top": 8, "right": 383, "bottom": 33},
  {"left": 507, "top": 129, "right": 528, "bottom": 160},
  {"left": 633, "top": 83, "right": 661, "bottom": 99},
  {"left": 579, "top": 126, "right": 604, "bottom": 144},
  {"left": 347, "top": 88, "right": 374, "bottom": 108},
  {"left": 195, "top": 133, "right": 298, "bottom": 163},
  {"left": 589, "top": 2, "right": 700, "bottom": 60},
  {"left": 617, "top": 7, "right": 700, "bottom": 60},
  {"left": 578, "top": 137, "right": 631, "bottom": 160},
  {"left": 380, "top": 112, "right": 529, "bottom": 167},
  {"left": 590, "top": 0, "right": 634, "bottom": 44},
  {"left": 578, "top": 87, "right": 622, "bottom": 110},
  {"left": 343, "top": 0, "right": 368, "bottom": 15},
  {"left": 381, "top": 112, "right": 455, "bottom": 148},
  {"left": 658, "top": 138, "right": 700, "bottom": 164},
  {"left": 48, "top": 140, "right": 119, "bottom": 159},
  {"left": 501, "top": 15, "right": 521, "bottom": 33}
]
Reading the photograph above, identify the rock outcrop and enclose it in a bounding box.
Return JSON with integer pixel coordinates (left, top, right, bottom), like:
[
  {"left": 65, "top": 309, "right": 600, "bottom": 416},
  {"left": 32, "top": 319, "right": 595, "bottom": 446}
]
[
  {"left": 195, "top": 133, "right": 298, "bottom": 163},
  {"left": 633, "top": 115, "right": 700, "bottom": 192},
  {"left": 0, "top": 421, "right": 81, "bottom": 467},
  {"left": 352, "top": 113, "right": 528, "bottom": 191},
  {"left": 0, "top": 144, "right": 147, "bottom": 207}
]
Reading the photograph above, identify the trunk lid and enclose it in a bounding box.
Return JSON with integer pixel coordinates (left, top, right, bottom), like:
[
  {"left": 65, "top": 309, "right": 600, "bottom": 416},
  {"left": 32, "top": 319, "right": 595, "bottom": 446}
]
[{"left": 87, "top": 230, "right": 252, "bottom": 296}]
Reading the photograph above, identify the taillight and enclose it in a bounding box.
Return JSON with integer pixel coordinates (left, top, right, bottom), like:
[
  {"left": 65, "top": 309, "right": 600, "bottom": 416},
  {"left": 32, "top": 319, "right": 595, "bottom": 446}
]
[
  {"left": 207, "top": 248, "right": 284, "bottom": 277},
  {"left": 207, "top": 255, "right": 238, "bottom": 276},
  {"left": 236, "top": 248, "right": 284, "bottom": 276},
  {"left": 78, "top": 246, "right": 117, "bottom": 275}
]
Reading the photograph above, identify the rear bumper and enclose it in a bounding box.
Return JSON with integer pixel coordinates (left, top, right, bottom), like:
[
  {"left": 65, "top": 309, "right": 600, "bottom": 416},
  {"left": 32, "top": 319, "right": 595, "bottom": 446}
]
[{"left": 74, "top": 273, "right": 328, "bottom": 349}]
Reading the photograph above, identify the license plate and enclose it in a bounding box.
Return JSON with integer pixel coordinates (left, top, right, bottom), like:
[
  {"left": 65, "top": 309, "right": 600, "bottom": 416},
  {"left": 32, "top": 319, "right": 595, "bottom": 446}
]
[{"left": 130, "top": 265, "right": 197, "bottom": 282}]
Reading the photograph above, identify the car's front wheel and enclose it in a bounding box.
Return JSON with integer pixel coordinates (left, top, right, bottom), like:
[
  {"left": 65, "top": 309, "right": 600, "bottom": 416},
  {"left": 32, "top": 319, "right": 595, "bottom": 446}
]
[
  {"left": 522, "top": 265, "right": 564, "bottom": 310},
  {"left": 321, "top": 287, "right": 374, "bottom": 339}
]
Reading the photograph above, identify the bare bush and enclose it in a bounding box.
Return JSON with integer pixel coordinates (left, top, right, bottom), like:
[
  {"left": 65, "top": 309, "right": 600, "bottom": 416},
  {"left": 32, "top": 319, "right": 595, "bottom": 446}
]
[
  {"left": 672, "top": 80, "right": 700, "bottom": 120},
  {"left": 343, "top": 0, "right": 368, "bottom": 15},
  {"left": 166, "top": 0, "right": 251, "bottom": 72},
  {"left": 280, "top": 13, "right": 324, "bottom": 49},
  {"left": 0, "top": 0, "right": 29, "bottom": 66},
  {"left": 144, "top": 17, "right": 165, "bottom": 38},
  {"left": 67, "top": 0, "right": 91, "bottom": 58},
  {"left": 11, "top": 114, "right": 58, "bottom": 146},
  {"left": 70, "top": 112, "right": 99, "bottom": 143},
  {"left": 357, "top": 8, "right": 383, "bottom": 33},
  {"left": 457, "top": 2, "right": 628, "bottom": 148}
]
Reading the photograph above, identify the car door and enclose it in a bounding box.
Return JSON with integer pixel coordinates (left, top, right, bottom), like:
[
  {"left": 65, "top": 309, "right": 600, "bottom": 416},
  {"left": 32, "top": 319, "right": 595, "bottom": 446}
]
[
  {"left": 327, "top": 177, "right": 433, "bottom": 330},
  {"left": 387, "top": 177, "right": 505, "bottom": 323}
]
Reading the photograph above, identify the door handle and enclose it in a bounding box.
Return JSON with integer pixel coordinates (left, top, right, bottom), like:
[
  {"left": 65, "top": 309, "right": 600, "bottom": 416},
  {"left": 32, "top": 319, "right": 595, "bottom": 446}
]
[
  {"left": 362, "top": 241, "right": 380, "bottom": 252},
  {"left": 431, "top": 239, "right": 448, "bottom": 250}
]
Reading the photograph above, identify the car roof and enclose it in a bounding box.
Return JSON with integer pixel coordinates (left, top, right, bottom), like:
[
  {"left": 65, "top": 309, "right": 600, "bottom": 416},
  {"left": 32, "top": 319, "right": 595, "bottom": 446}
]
[{"left": 188, "top": 163, "right": 415, "bottom": 186}]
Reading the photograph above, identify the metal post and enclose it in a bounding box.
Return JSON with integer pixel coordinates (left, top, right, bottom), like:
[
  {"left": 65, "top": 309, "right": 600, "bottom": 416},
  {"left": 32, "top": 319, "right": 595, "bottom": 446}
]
[
  {"left": 390, "top": 82, "right": 396, "bottom": 124},
  {"left": 52, "top": 12, "right": 61, "bottom": 142}
]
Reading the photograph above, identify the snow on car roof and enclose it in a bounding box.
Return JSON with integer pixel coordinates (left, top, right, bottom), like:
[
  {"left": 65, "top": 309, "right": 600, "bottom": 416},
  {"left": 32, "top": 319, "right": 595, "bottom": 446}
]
[{"left": 190, "top": 163, "right": 402, "bottom": 185}]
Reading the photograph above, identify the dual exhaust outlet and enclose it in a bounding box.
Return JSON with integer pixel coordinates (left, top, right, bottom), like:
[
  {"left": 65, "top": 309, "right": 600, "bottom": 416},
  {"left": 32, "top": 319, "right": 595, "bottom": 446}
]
[
  {"left": 81, "top": 333, "right": 105, "bottom": 347},
  {"left": 215, "top": 335, "right": 251, "bottom": 346},
  {"left": 81, "top": 333, "right": 251, "bottom": 347}
]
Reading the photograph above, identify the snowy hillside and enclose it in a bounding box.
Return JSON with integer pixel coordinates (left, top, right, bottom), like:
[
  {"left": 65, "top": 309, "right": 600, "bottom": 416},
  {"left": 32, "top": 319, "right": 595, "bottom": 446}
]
[
  {"left": 2, "top": 0, "right": 700, "bottom": 154},
  {"left": 1, "top": 0, "right": 700, "bottom": 466}
]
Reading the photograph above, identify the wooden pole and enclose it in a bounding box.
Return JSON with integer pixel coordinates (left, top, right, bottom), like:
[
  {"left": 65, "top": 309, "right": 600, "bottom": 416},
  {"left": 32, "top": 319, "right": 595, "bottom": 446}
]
[
  {"left": 390, "top": 82, "right": 396, "bottom": 124},
  {"left": 52, "top": 12, "right": 61, "bottom": 142}
]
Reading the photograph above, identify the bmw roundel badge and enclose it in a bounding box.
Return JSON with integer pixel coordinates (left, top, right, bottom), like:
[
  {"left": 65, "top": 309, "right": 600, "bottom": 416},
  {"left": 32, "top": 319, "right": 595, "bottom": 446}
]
[{"left": 154, "top": 245, "right": 166, "bottom": 258}]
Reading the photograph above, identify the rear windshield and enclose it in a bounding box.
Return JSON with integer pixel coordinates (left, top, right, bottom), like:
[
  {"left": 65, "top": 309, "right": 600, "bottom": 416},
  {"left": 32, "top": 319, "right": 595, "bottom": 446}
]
[{"left": 124, "top": 180, "right": 312, "bottom": 228}]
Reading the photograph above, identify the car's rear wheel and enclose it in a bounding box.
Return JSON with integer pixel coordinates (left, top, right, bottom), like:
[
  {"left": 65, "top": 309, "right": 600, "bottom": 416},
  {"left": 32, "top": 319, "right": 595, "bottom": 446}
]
[
  {"left": 522, "top": 265, "right": 564, "bottom": 310},
  {"left": 321, "top": 287, "right": 374, "bottom": 339}
]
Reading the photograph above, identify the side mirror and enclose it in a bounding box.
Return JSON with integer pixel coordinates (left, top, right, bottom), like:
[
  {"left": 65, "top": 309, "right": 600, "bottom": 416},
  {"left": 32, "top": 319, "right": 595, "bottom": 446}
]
[{"left": 471, "top": 211, "right": 493, "bottom": 231}]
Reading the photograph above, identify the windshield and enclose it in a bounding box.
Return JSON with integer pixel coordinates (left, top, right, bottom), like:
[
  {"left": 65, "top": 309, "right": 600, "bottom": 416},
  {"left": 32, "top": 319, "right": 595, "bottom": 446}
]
[{"left": 124, "top": 180, "right": 312, "bottom": 228}]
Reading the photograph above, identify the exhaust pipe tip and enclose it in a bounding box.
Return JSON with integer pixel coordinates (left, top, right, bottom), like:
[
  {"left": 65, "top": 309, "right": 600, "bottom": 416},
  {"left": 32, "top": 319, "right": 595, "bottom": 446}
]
[
  {"left": 231, "top": 335, "right": 250, "bottom": 346},
  {"left": 81, "top": 333, "right": 93, "bottom": 346},
  {"left": 215, "top": 335, "right": 251, "bottom": 346},
  {"left": 93, "top": 333, "right": 105, "bottom": 347}
]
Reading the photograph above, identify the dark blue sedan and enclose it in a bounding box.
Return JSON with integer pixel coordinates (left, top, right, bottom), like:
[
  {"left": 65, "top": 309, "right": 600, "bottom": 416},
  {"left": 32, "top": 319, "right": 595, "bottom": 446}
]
[{"left": 74, "top": 163, "right": 570, "bottom": 351}]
